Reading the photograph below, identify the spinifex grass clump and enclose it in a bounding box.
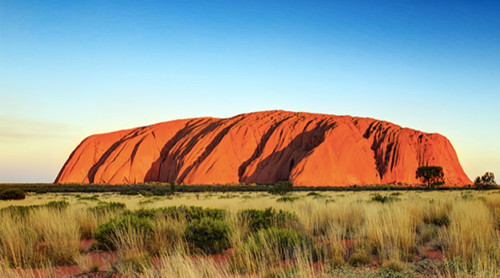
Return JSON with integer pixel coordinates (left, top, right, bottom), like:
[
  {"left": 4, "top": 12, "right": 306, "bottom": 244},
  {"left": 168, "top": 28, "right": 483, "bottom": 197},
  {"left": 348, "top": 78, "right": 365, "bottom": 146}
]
[
  {"left": 364, "top": 204, "right": 418, "bottom": 262},
  {"left": 0, "top": 216, "right": 41, "bottom": 268},
  {"left": 230, "top": 227, "right": 308, "bottom": 274},
  {"left": 0, "top": 207, "right": 80, "bottom": 268},
  {"left": 30, "top": 208, "right": 80, "bottom": 265},
  {"left": 441, "top": 200, "right": 500, "bottom": 273},
  {"left": 111, "top": 228, "right": 153, "bottom": 274},
  {"left": 88, "top": 201, "right": 126, "bottom": 214},
  {"left": 183, "top": 218, "right": 231, "bottom": 254},
  {"left": 422, "top": 200, "right": 451, "bottom": 226},
  {"left": 94, "top": 215, "right": 154, "bottom": 250},
  {"left": 1, "top": 200, "right": 70, "bottom": 218},
  {"left": 45, "top": 200, "right": 70, "bottom": 210}
]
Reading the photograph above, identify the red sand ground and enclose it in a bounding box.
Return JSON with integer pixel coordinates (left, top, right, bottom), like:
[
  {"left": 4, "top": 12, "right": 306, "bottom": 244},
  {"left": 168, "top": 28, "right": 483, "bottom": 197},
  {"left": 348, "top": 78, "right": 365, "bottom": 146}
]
[{"left": 6, "top": 238, "right": 444, "bottom": 277}]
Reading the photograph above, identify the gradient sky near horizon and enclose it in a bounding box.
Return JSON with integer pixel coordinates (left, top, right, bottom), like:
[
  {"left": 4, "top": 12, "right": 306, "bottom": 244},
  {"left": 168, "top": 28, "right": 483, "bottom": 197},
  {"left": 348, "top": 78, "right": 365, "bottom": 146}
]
[{"left": 1, "top": 0, "right": 499, "bottom": 183}]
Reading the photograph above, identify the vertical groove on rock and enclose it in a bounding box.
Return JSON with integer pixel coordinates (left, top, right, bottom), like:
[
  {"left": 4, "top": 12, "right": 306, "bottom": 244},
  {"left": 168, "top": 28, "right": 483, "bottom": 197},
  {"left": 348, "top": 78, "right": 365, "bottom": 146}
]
[
  {"left": 87, "top": 130, "right": 136, "bottom": 183},
  {"left": 177, "top": 116, "right": 245, "bottom": 183},
  {"left": 152, "top": 118, "right": 210, "bottom": 182},
  {"left": 237, "top": 115, "right": 294, "bottom": 181}
]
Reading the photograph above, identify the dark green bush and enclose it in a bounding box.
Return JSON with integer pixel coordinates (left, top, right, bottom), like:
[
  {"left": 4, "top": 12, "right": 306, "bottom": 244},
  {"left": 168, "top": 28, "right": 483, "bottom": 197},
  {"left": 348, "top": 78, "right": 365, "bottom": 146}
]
[
  {"left": 184, "top": 206, "right": 227, "bottom": 221},
  {"left": 183, "top": 217, "right": 231, "bottom": 254},
  {"left": 124, "top": 208, "right": 162, "bottom": 219},
  {"left": 370, "top": 193, "right": 399, "bottom": 203},
  {"left": 0, "top": 189, "right": 26, "bottom": 200},
  {"left": 238, "top": 208, "right": 299, "bottom": 232},
  {"left": 151, "top": 188, "right": 165, "bottom": 196},
  {"left": 120, "top": 189, "right": 139, "bottom": 195},
  {"left": 94, "top": 215, "right": 153, "bottom": 250},
  {"left": 306, "top": 192, "right": 323, "bottom": 197},
  {"left": 88, "top": 202, "right": 126, "bottom": 214},
  {"left": 268, "top": 181, "right": 293, "bottom": 195}
]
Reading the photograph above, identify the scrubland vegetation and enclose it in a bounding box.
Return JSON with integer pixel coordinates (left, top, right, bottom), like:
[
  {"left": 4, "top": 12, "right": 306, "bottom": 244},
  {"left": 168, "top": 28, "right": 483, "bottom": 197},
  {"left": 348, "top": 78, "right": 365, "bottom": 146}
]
[{"left": 0, "top": 190, "right": 499, "bottom": 277}]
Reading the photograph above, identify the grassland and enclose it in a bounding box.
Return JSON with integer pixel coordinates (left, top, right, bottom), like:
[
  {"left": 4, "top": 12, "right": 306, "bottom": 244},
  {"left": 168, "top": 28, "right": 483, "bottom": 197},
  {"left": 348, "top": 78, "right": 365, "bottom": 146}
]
[{"left": 0, "top": 189, "right": 499, "bottom": 277}]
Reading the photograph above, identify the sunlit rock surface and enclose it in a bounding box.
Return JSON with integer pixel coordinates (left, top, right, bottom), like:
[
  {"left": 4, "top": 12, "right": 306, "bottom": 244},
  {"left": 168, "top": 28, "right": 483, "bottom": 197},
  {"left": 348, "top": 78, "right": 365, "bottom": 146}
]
[{"left": 56, "top": 111, "right": 470, "bottom": 186}]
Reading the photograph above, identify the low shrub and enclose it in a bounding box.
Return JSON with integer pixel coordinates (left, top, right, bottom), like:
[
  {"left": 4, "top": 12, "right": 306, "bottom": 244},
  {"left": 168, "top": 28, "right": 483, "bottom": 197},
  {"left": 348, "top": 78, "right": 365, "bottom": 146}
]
[
  {"left": 162, "top": 206, "right": 227, "bottom": 222},
  {"left": 238, "top": 208, "right": 299, "bottom": 232},
  {"left": 381, "top": 259, "right": 405, "bottom": 272},
  {"left": 139, "top": 190, "right": 153, "bottom": 197},
  {"left": 94, "top": 215, "right": 153, "bottom": 250},
  {"left": 307, "top": 192, "right": 328, "bottom": 199},
  {"left": 120, "top": 189, "right": 139, "bottom": 195},
  {"left": 138, "top": 199, "right": 155, "bottom": 205},
  {"left": 306, "top": 192, "right": 322, "bottom": 197},
  {"left": 416, "top": 223, "right": 439, "bottom": 245},
  {"left": 370, "top": 193, "right": 399, "bottom": 203},
  {"left": 348, "top": 250, "right": 372, "bottom": 266},
  {"left": 276, "top": 195, "right": 300, "bottom": 202},
  {"left": 0, "top": 188, "right": 26, "bottom": 200},
  {"left": 125, "top": 208, "right": 161, "bottom": 219},
  {"left": 77, "top": 195, "right": 100, "bottom": 201},
  {"left": 183, "top": 217, "right": 231, "bottom": 254}
]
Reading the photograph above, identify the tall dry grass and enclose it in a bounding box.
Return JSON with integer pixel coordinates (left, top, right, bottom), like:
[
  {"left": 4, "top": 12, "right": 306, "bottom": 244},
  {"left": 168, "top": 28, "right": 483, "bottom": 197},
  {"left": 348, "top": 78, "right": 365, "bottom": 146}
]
[
  {"left": 364, "top": 203, "right": 419, "bottom": 261},
  {"left": 0, "top": 216, "right": 42, "bottom": 268},
  {"left": 440, "top": 200, "right": 500, "bottom": 274},
  {"left": 0, "top": 190, "right": 499, "bottom": 277},
  {"left": 29, "top": 208, "right": 80, "bottom": 265}
]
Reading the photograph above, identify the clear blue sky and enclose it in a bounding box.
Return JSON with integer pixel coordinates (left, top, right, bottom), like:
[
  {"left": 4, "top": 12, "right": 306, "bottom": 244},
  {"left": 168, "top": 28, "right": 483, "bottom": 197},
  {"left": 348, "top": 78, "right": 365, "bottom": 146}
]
[{"left": 1, "top": 0, "right": 499, "bottom": 183}]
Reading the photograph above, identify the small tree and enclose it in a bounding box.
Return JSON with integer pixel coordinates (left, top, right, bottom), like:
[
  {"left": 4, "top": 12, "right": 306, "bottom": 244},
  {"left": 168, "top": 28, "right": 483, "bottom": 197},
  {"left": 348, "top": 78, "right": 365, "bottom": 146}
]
[
  {"left": 168, "top": 182, "right": 176, "bottom": 195},
  {"left": 268, "top": 181, "right": 293, "bottom": 195},
  {"left": 416, "top": 166, "right": 444, "bottom": 189},
  {"left": 474, "top": 172, "right": 496, "bottom": 189}
]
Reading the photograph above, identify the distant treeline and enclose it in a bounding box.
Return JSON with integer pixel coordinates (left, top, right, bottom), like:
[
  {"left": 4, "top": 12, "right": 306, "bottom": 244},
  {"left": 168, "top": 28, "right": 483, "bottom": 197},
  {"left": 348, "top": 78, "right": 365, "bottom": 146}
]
[{"left": 0, "top": 182, "right": 495, "bottom": 195}]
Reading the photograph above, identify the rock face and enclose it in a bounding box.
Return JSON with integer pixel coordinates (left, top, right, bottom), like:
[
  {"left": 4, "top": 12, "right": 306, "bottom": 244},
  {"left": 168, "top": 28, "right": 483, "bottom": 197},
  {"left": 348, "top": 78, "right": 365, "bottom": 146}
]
[{"left": 56, "top": 111, "right": 471, "bottom": 186}]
